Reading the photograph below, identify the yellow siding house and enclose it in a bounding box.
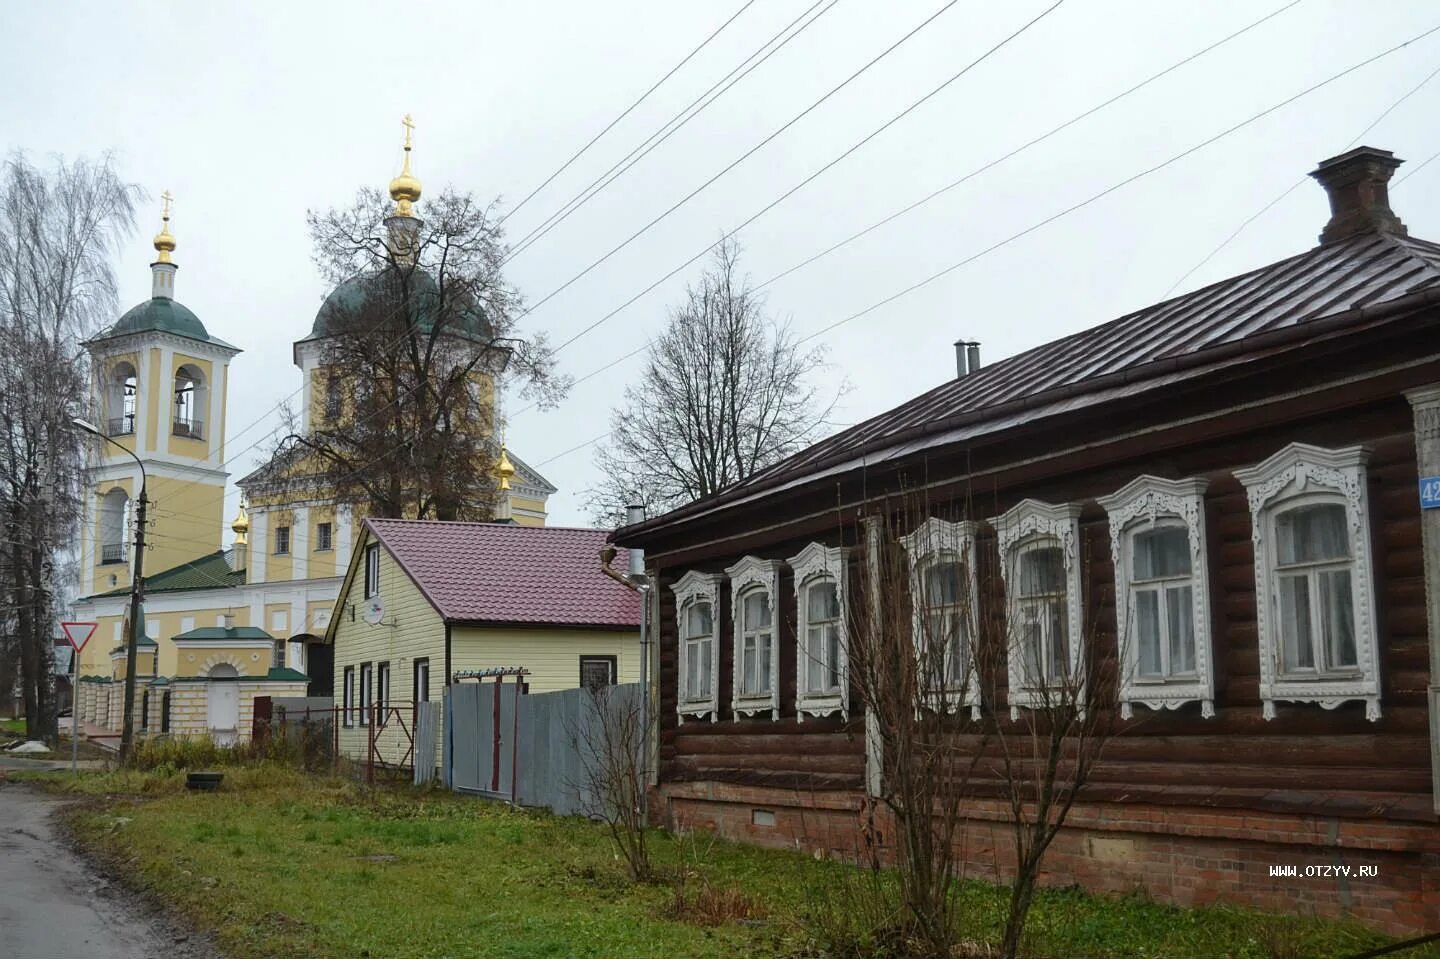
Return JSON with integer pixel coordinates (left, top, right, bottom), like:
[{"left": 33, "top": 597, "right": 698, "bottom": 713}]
[{"left": 326, "top": 520, "right": 641, "bottom": 764}]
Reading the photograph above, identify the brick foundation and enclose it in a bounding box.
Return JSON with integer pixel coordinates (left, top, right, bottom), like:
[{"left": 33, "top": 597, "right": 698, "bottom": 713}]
[{"left": 654, "top": 781, "right": 1439, "bottom": 936}]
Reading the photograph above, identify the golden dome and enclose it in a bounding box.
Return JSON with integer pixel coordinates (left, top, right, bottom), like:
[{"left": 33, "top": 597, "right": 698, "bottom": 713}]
[
  {"left": 496, "top": 446, "right": 516, "bottom": 492},
  {"left": 388, "top": 113, "right": 422, "bottom": 217},
  {"left": 230, "top": 502, "right": 250, "bottom": 545},
  {"left": 152, "top": 190, "right": 176, "bottom": 264}
]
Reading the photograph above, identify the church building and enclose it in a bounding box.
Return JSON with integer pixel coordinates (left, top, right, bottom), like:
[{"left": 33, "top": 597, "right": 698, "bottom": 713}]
[{"left": 70, "top": 124, "right": 555, "bottom": 743}]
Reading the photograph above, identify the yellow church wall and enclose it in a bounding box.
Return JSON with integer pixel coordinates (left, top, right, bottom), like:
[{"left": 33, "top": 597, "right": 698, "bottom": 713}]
[
  {"left": 217, "top": 364, "right": 228, "bottom": 462},
  {"left": 166, "top": 352, "right": 215, "bottom": 458},
  {"left": 78, "top": 606, "right": 252, "bottom": 680},
  {"left": 308, "top": 506, "right": 338, "bottom": 578},
  {"left": 109, "top": 648, "right": 156, "bottom": 681},
  {"left": 144, "top": 475, "right": 226, "bottom": 576},
  {"left": 145, "top": 347, "right": 162, "bottom": 452},
  {"left": 172, "top": 644, "right": 274, "bottom": 679},
  {"left": 91, "top": 476, "right": 137, "bottom": 593},
  {"left": 306, "top": 600, "right": 334, "bottom": 635},
  {"left": 264, "top": 602, "right": 293, "bottom": 639},
  {"left": 509, "top": 495, "right": 547, "bottom": 527}
]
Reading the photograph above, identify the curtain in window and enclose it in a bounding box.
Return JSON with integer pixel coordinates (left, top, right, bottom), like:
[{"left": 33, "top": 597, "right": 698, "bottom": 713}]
[
  {"left": 740, "top": 592, "right": 773, "bottom": 696},
  {"left": 805, "top": 581, "right": 841, "bottom": 694}
]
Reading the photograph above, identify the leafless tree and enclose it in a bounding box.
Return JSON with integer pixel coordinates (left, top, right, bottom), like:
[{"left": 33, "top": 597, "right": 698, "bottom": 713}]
[
  {"left": 571, "top": 682, "right": 654, "bottom": 882},
  {"left": 828, "top": 488, "right": 1116, "bottom": 959},
  {"left": 0, "top": 151, "right": 139, "bottom": 741},
  {"left": 586, "top": 239, "right": 843, "bottom": 527},
  {"left": 255, "top": 186, "right": 566, "bottom": 520}
]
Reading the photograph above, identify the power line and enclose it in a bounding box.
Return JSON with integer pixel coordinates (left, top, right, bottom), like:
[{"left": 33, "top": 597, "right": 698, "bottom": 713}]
[
  {"left": 1394, "top": 144, "right": 1440, "bottom": 187},
  {"left": 546, "top": 0, "right": 1067, "bottom": 356},
  {"left": 501, "top": 0, "right": 842, "bottom": 263},
  {"left": 797, "top": 22, "right": 1440, "bottom": 344},
  {"left": 1162, "top": 59, "right": 1440, "bottom": 299},
  {"left": 512, "top": 0, "right": 970, "bottom": 326},
  {"left": 499, "top": 0, "right": 759, "bottom": 225},
  {"left": 510, "top": 0, "right": 1304, "bottom": 419}
]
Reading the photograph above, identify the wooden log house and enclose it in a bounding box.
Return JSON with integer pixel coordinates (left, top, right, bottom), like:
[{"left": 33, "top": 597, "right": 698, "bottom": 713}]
[{"left": 613, "top": 147, "right": 1440, "bottom": 934}]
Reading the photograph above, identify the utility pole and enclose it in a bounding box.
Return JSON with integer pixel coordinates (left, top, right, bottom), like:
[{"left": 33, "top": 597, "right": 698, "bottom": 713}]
[
  {"left": 71, "top": 417, "right": 147, "bottom": 764},
  {"left": 119, "top": 486, "right": 148, "bottom": 763}
]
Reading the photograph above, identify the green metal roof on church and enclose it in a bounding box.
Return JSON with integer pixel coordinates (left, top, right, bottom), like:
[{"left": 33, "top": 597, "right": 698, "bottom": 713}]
[
  {"left": 300, "top": 267, "right": 492, "bottom": 344},
  {"left": 94, "top": 550, "right": 243, "bottom": 598},
  {"left": 172, "top": 625, "right": 272, "bottom": 642},
  {"left": 87, "top": 297, "right": 238, "bottom": 350}
]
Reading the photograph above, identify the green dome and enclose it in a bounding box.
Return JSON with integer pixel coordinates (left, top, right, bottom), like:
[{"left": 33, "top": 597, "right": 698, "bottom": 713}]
[
  {"left": 307, "top": 267, "right": 492, "bottom": 342},
  {"left": 111, "top": 297, "right": 210, "bottom": 342}
]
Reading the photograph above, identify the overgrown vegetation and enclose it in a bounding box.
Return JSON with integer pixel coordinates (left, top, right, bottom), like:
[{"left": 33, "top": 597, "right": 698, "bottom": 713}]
[{"left": 18, "top": 766, "right": 1401, "bottom": 959}]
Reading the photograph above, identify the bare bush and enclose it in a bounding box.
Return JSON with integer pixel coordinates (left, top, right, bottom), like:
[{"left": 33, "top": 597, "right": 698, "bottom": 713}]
[{"left": 572, "top": 683, "right": 654, "bottom": 881}]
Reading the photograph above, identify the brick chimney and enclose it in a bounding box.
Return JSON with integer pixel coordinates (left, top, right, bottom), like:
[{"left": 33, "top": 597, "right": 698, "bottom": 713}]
[{"left": 1308, "top": 146, "right": 1406, "bottom": 245}]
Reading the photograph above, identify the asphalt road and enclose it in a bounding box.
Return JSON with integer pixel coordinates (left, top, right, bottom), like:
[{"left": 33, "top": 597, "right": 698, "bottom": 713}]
[{"left": 0, "top": 783, "right": 210, "bottom": 959}]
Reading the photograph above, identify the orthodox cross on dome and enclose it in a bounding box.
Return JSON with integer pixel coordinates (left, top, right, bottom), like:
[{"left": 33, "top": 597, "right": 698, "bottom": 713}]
[
  {"left": 160, "top": 189, "right": 173, "bottom": 220},
  {"left": 402, "top": 113, "right": 415, "bottom": 149},
  {"left": 388, "top": 113, "right": 422, "bottom": 221}
]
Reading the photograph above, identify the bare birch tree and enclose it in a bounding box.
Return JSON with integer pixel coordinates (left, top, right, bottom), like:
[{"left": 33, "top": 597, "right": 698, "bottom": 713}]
[
  {"left": 0, "top": 152, "right": 139, "bottom": 741},
  {"left": 586, "top": 239, "right": 843, "bottom": 527},
  {"left": 255, "top": 186, "right": 565, "bottom": 520}
]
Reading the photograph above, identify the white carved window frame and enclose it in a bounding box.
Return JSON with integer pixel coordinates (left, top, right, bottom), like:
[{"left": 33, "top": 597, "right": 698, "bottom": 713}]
[
  {"left": 993, "top": 500, "right": 1085, "bottom": 719},
  {"left": 725, "top": 556, "right": 782, "bottom": 721},
  {"left": 788, "top": 542, "right": 850, "bottom": 722},
  {"left": 1234, "top": 443, "right": 1380, "bottom": 721},
  {"left": 1097, "top": 475, "right": 1215, "bottom": 721},
  {"left": 900, "top": 517, "right": 982, "bottom": 719},
  {"left": 671, "top": 570, "right": 721, "bottom": 724}
]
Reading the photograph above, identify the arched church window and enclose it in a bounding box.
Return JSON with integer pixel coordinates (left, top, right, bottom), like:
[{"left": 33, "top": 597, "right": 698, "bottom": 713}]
[
  {"left": 173, "top": 365, "right": 206, "bottom": 440},
  {"left": 106, "top": 362, "right": 137, "bottom": 436},
  {"left": 98, "top": 488, "right": 129, "bottom": 565}
]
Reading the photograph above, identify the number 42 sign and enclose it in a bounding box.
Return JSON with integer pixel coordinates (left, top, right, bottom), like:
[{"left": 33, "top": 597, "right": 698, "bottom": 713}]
[{"left": 1420, "top": 477, "right": 1440, "bottom": 510}]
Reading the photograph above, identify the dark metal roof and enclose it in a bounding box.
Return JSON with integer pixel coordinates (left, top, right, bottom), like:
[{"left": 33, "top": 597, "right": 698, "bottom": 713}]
[{"left": 620, "top": 230, "right": 1440, "bottom": 540}]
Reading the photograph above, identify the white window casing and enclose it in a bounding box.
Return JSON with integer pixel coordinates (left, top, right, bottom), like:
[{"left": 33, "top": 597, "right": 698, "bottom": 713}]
[
  {"left": 900, "top": 518, "right": 982, "bottom": 720},
  {"left": 725, "top": 556, "right": 783, "bottom": 721},
  {"left": 671, "top": 570, "right": 722, "bottom": 724},
  {"left": 787, "top": 542, "right": 851, "bottom": 722},
  {"left": 1234, "top": 443, "right": 1380, "bottom": 721},
  {"left": 993, "top": 499, "right": 1085, "bottom": 720},
  {"left": 1097, "top": 475, "right": 1215, "bottom": 720}
]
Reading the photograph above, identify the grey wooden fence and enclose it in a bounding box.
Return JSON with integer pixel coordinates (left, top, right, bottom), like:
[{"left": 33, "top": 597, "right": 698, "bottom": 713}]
[
  {"left": 444, "top": 683, "right": 643, "bottom": 816},
  {"left": 413, "top": 701, "right": 441, "bottom": 786}
]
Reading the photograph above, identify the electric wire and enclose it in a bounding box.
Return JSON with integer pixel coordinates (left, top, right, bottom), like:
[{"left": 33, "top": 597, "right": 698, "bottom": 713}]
[
  {"left": 501, "top": 0, "right": 842, "bottom": 263},
  {"left": 796, "top": 22, "right": 1440, "bottom": 344},
  {"left": 1161, "top": 59, "right": 1440, "bottom": 299},
  {"left": 499, "top": 0, "right": 759, "bottom": 225}
]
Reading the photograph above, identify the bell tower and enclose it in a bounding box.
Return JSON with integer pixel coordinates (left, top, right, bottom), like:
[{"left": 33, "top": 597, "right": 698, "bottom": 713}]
[{"left": 79, "top": 194, "right": 242, "bottom": 597}]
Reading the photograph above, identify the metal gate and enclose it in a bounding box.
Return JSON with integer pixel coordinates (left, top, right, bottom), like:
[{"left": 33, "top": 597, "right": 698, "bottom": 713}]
[{"left": 444, "top": 675, "right": 523, "bottom": 798}]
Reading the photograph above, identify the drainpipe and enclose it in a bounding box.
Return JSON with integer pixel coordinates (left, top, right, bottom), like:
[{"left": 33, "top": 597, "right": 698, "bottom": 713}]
[{"left": 600, "top": 504, "right": 652, "bottom": 816}]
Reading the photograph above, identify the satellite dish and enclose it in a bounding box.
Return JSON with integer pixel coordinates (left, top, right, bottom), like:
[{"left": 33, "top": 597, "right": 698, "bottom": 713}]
[{"left": 362, "top": 595, "right": 385, "bottom": 625}]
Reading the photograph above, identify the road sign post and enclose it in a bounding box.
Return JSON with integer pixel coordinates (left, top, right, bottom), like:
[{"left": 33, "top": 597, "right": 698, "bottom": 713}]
[{"left": 60, "top": 622, "right": 97, "bottom": 775}]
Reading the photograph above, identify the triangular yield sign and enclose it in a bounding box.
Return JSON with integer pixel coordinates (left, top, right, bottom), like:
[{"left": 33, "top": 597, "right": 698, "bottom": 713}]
[{"left": 61, "top": 621, "right": 98, "bottom": 652}]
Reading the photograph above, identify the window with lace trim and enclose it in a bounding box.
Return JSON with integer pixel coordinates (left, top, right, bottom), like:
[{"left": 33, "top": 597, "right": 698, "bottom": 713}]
[
  {"left": 1235, "top": 442, "right": 1380, "bottom": 721},
  {"left": 726, "top": 556, "right": 782, "bottom": 720},
  {"left": 671, "top": 571, "right": 721, "bottom": 723},
  {"left": 900, "top": 518, "right": 980, "bottom": 716},
  {"left": 789, "top": 542, "right": 850, "bottom": 721},
  {"left": 1014, "top": 543, "right": 1069, "bottom": 687}
]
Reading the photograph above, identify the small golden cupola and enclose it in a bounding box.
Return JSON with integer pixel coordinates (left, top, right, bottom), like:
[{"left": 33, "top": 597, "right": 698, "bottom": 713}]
[
  {"left": 230, "top": 501, "right": 250, "bottom": 546},
  {"left": 496, "top": 445, "right": 516, "bottom": 492},
  {"left": 151, "top": 190, "right": 179, "bottom": 299},
  {"left": 388, "top": 113, "right": 422, "bottom": 219}
]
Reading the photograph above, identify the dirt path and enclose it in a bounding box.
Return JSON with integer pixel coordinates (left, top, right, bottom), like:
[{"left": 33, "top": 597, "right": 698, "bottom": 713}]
[{"left": 0, "top": 783, "right": 215, "bottom": 959}]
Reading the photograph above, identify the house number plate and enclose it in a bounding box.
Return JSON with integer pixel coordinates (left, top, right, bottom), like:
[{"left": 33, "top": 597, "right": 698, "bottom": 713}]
[{"left": 1420, "top": 477, "right": 1440, "bottom": 510}]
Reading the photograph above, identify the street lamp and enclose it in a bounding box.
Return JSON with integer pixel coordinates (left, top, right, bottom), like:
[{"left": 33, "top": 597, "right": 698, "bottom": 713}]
[{"left": 72, "top": 417, "right": 148, "bottom": 763}]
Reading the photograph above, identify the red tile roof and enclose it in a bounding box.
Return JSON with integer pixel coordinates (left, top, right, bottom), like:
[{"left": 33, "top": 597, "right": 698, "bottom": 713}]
[{"left": 365, "top": 519, "right": 641, "bottom": 629}]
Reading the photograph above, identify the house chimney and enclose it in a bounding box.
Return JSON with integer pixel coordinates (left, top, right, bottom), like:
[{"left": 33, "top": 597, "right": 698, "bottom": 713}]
[
  {"left": 954, "top": 340, "right": 981, "bottom": 379},
  {"left": 1309, "top": 146, "right": 1406, "bottom": 245}
]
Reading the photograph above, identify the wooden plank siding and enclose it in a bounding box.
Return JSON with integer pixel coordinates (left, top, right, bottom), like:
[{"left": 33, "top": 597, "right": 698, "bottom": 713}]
[{"left": 653, "top": 396, "right": 1433, "bottom": 821}]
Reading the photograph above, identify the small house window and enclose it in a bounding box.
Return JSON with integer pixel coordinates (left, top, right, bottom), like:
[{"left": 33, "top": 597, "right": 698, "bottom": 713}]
[
  {"left": 316, "top": 521, "right": 333, "bottom": 552},
  {"left": 376, "top": 662, "right": 390, "bottom": 717},
  {"left": 993, "top": 500, "right": 1085, "bottom": 718},
  {"left": 579, "top": 655, "right": 617, "bottom": 690},
  {"left": 670, "top": 570, "right": 721, "bottom": 723},
  {"left": 272, "top": 640, "right": 286, "bottom": 670},
  {"left": 726, "top": 556, "right": 782, "bottom": 720},
  {"left": 274, "top": 526, "right": 291, "bottom": 555},
  {"left": 900, "top": 519, "right": 980, "bottom": 717},
  {"left": 1235, "top": 443, "right": 1380, "bottom": 721},
  {"left": 1098, "top": 475, "right": 1215, "bottom": 719},
  {"left": 413, "top": 658, "right": 429, "bottom": 705},
  {"left": 789, "top": 542, "right": 851, "bottom": 721},
  {"left": 343, "top": 666, "right": 354, "bottom": 727},
  {"left": 359, "top": 662, "right": 372, "bottom": 726},
  {"left": 364, "top": 544, "right": 380, "bottom": 599}
]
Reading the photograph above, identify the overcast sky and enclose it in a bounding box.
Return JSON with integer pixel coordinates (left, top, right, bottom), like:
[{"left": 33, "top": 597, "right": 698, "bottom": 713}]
[{"left": 5, "top": 0, "right": 1439, "bottom": 533}]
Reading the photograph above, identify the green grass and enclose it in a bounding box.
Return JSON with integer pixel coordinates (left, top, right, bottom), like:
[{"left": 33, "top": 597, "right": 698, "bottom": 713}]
[
  {"left": 37, "top": 766, "right": 1417, "bottom": 959},
  {"left": 1, "top": 718, "right": 28, "bottom": 735}
]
